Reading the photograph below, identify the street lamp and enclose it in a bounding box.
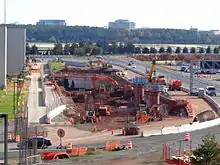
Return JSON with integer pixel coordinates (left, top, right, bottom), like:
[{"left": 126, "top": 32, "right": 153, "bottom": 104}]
[
  {"left": 11, "top": 77, "right": 24, "bottom": 139},
  {"left": 0, "top": 113, "right": 8, "bottom": 165}
]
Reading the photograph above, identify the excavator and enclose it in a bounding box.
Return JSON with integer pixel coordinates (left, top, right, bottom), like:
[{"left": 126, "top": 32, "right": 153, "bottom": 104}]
[{"left": 91, "top": 75, "right": 118, "bottom": 88}]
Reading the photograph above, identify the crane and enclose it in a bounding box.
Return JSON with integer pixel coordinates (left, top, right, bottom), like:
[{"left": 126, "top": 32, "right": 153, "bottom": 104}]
[{"left": 144, "top": 59, "right": 156, "bottom": 83}]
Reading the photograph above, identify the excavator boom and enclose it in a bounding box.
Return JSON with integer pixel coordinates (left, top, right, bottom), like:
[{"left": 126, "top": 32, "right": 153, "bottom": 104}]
[{"left": 144, "top": 59, "right": 156, "bottom": 82}]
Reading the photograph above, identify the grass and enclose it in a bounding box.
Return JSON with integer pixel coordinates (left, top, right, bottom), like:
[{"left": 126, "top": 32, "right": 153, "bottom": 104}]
[
  {"left": 51, "top": 61, "right": 64, "bottom": 73},
  {"left": 0, "top": 82, "right": 28, "bottom": 119}
]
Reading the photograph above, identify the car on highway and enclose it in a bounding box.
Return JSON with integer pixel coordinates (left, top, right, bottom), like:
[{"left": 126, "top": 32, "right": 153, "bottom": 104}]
[
  {"left": 206, "top": 86, "right": 217, "bottom": 96},
  {"left": 190, "top": 87, "right": 199, "bottom": 96},
  {"left": 17, "top": 136, "right": 52, "bottom": 149},
  {"left": 128, "top": 63, "right": 136, "bottom": 69}
]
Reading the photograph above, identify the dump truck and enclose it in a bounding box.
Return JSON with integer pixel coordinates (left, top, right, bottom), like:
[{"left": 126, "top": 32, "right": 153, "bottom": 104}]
[{"left": 168, "top": 80, "right": 182, "bottom": 91}]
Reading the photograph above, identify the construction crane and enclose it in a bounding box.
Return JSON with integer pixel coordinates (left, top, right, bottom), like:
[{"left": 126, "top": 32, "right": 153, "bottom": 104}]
[{"left": 144, "top": 59, "right": 156, "bottom": 83}]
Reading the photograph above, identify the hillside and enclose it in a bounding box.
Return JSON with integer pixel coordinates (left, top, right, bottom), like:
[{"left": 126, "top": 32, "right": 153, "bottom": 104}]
[{"left": 4, "top": 24, "right": 220, "bottom": 44}]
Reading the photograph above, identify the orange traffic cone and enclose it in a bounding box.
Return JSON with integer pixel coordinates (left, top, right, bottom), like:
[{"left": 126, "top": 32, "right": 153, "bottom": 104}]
[
  {"left": 15, "top": 135, "right": 20, "bottom": 143},
  {"left": 184, "top": 133, "right": 190, "bottom": 141}
]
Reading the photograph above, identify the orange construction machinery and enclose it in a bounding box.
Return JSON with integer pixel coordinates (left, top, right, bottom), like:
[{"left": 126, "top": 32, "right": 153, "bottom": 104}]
[
  {"left": 91, "top": 75, "right": 118, "bottom": 88},
  {"left": 97, "top": 105, "right": 111, "bottom": 116},
  {"left": 168, "top": 80, "right": 182, "bottom": 91}
]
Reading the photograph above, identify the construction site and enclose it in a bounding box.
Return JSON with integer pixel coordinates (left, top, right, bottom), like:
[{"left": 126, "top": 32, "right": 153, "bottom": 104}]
[{"left": 40, "top": 59, "right": 212, "bottom": 135}]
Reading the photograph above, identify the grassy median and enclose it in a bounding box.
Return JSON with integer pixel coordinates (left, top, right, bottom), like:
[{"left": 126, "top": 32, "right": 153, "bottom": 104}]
[{"left": 0, "top": 82, "right": 27, "bottom": 119}]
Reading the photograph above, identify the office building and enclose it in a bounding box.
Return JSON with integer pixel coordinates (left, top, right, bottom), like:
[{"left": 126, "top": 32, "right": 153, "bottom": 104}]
[
  {"left": 36, "top": 20, "right": 66, "bottom": 26},
  {"left": 108, "top": 19, "right": 136, "bottom": 29}
]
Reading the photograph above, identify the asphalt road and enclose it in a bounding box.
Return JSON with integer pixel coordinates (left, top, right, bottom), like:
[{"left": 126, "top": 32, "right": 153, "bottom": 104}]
[{"left": 2, "top": 124, "right": 220, "bottom": 163}]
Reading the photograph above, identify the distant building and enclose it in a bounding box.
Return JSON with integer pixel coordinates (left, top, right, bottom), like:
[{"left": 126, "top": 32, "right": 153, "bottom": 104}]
[
  {"left": 108, "top": 19, "right": 136, "bottom": 30},
  {"left": 36, "top": 20, "right": 66, "bottom": 26}
]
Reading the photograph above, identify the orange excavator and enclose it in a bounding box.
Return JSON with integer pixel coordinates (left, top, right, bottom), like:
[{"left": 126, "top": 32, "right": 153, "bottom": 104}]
[{"left": 91, "top": 75, "right": 118, "bottom": 88}]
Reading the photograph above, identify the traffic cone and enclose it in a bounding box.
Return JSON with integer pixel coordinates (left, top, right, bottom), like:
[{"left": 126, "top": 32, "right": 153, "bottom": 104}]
[
  {"left": 184, "top": 133, "right": 190, "bottom": 141},
  {"left": 127, "top": 141, "right": 133, "bottom": 149},
  {"left": 15, "top": 135, "right": 20, "bottom": 143},
  {"left": 8, "top": 133, "right": 12, "bottom": 140}
]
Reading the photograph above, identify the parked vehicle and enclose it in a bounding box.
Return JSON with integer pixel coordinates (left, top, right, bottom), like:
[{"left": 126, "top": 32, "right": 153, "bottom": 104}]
[
  {"left": 190, "top": 87, "right": 199, "bottom": 96},
  {"left": 206, "top": 86, "right": 217, "bottom": 96},
  {"left": 17, "top": 136, "right": 52, "bottom": 149}
]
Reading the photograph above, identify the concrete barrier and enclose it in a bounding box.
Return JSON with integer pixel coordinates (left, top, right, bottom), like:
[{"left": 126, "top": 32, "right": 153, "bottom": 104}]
[
  {"left": 46, "top": 105, "right": 66, "bottom": 124},
  {"left": 162, "top": 126, "right": 179, "bottom": 135},
  {"left": 142, "top": 118, "right": 220, "bottom": 137},
  {"left": 142, "top": 129, "right": 162, "bottom": 137}
]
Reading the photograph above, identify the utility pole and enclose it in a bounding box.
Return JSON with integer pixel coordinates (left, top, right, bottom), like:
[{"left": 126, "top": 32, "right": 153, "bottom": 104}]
[
  {"left": 4, "top": 0, "right": 6, "bottom": 25},
  {"left": 189, "top": 60, "right": 194, "bottom": 94}
]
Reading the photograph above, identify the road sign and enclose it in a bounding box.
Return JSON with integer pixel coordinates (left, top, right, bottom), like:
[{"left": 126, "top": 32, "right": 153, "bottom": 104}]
[
  {"left": 131, "top": 76, "right": 148, "bottom": 84},
  {"left": 57, "top": 128, "right": 65, "bottom": 138}
]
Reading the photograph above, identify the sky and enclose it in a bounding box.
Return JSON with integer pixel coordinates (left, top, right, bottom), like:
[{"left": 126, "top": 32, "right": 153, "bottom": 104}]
[{"left": 0, "top": 0, "right": 219, "bottom": 30}]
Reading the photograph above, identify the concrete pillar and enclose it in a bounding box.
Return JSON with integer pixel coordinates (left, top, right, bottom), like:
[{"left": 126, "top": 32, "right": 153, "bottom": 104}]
[
  {"left": 0, "top": 26, "right": 7, "bottom": 89},
  {"left": 7, "top": 28, "right": 26, "bottom": 74}
]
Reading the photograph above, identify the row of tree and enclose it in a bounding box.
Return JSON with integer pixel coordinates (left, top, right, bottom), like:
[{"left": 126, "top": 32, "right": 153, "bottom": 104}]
[
  {"left": 26, "top": 42, "right": 220, "bottom": 55},
  {"left": 5, "top": 24, "right": 220, "bottom": 44}
]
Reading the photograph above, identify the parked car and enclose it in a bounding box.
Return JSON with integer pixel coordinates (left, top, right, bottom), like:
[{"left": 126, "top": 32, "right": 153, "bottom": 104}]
[
  {"left": 206, "top": 86, "right": 217, "bottom": 96},
  {"left": 190, "top": 87, "right": 199, "bottom": 96},
  {"left": 17, "top": 136, "right": 52, "bottom": 149}
]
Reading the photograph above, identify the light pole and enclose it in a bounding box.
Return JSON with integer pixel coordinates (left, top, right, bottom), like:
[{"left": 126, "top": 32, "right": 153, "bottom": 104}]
[
  {"left": 4, "top": 0, "right": 6, "bottom": 25},
  {"left": 0, "top": 113, "right": 8, "bottom": 165}
]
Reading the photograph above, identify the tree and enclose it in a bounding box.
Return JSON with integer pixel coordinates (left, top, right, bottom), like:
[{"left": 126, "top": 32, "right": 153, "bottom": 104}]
[
  {"left": 91, "top": 46, "right": 103, "bottom": 55},
  {"left": 206, "top": 46, "right": 211, "bottom": 54},
  {"left": 214, "top": 47, "right": 219, "bottom": 54},
  {"left": 26, "top": 43, "right": 31, "bottom": 55},
  {"left": 183, "top": 47, "right": 188, "bottom": 53},
  {"left": 7, "top": 24, "right": 220, "bottom": 44},
  {"left": 108, "top": 42, "right": 118, "bottom": 54},
  {"left": 190, "top": 47, "right": 196, "bottom": 53},
  {"left": 74, "top": 48, "right": 85, "bottom": 56},
  {"left": 134, "top": 47, "right": 141, "bottom": 54},
  {"left": 69, "top": 43, "right": 78, "bottom": 55},
  {"left": 53, "top": 43, "right": 63, "bottom": 55},
  {"left": 191, "top": 135, "right": 220, "bottom": 165},
  {"left": 199, "top": 47, "right": 205, "bottom": 53},
  {"left": 124, "top": 43, "right": 135, "bottom": 54},
  {"left": 159, "top": 47, "right": 165, "bottom": 53},
  {"left": 175, "top": 47, "right": 181, "bottom": 53},
  {"left": 150, "top": 47, "right": 157, "bottom": 54},
  {"left": 64, "top": 44, "right": 71, "bottom": 55},
  {"left": 166, "top": 46, "right": 172, "bottom": 53},
  {"left": 30, "top": 44, "right": 38, "bottom": 55},
  {"left": 117, "top": 43, "right": 125, "bottom": 54},
  {"left": 142, "top": 47, "right": 150, "bottom": 54}
]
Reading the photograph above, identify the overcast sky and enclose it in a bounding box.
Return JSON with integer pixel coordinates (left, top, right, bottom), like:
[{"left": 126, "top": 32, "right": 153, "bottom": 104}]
[{"left": 0, "top": 0, "right": 219, "bottom": 30}]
